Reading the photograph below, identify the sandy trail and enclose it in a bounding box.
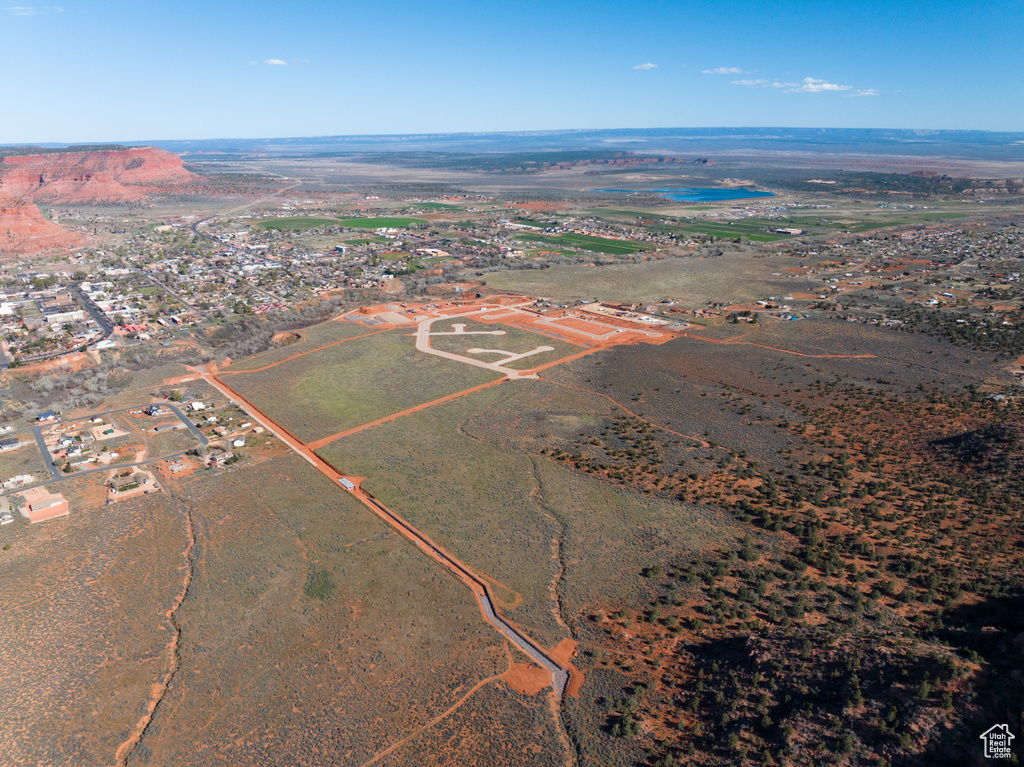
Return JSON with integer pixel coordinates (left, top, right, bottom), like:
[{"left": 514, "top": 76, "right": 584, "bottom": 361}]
[{"left": 355, "top": 647, "right": 514, "bottom": 767}]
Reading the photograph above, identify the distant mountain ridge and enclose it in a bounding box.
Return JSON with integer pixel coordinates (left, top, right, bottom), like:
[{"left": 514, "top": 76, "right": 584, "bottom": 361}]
[{"left": 6, "top": 127, "right": 1022, "bottom": 161}]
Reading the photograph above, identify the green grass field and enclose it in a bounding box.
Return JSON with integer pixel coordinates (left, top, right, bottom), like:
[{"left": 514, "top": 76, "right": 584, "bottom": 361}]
[
  {"left": 255, "top": 216, "right": 340, "bottom": 230},
  {"left": 409, "top": 202, "right": 460, "bottom": 211},
  {"left": 513, "top": 232, "right": 652, "bottom": 255},
  {"left": 225, "top": 329, "right": 502, "bottom": 443},
  {"left": 339, "top": 217, "right": 427, "bottom": 229},
  {"left": 344, "top": 236, "right": 389, "bottom": 245},
  {"left": 426, "top": 319, "right": 581, "bottom": 370}
]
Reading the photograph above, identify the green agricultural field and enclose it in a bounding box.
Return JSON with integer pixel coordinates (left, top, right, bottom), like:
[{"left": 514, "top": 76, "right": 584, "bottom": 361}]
[
  {"left": 344, "top": 237, "right": 388, "bottom": 245},
  {"left": 255, "top": 216, "right": 340, "bottom": 230},
  {"left": 225, "top": 329, "right": 502, "bottom": 443},
  {"left": 409, "top": 202, "right": 460, "bottom": 210},
  {"left": 221, "top": 319, "right": 376, "bottom": 373},
  {"left": 339, "top": 217, "right": 427, "bottom": 229},
  {"left": 513, "top": 232, "right": 651, "bottom": 255},
  {"left": 426, "top": 319, "right": 581, "bottom": 371}
]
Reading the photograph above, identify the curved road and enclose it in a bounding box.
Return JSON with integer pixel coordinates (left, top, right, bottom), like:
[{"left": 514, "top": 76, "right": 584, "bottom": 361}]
[{"left": 194, "top": 364, "right": 571, "bottom": 699}]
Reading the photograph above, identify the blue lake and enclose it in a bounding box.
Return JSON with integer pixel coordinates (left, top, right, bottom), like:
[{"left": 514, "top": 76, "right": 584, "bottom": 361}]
[{"left": 595, "top": 187, "right": 775, "bottom": 203}]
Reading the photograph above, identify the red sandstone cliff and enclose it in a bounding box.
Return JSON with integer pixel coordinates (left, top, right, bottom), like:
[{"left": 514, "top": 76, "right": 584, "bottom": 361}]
[
  {"left": 0, "top": 147, "right": 196, "bottom": 203},
  {"left": 0, "top": 198, "right": 88, "bottom": 254}
]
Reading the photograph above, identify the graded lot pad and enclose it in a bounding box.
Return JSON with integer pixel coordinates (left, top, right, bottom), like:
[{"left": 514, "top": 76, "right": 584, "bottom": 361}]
[
  {"left": 425, "top": 318, "right": 582, "bottom": 371},
  {"left": 223, "top": 328, "right": 502, "bottom": 444}
]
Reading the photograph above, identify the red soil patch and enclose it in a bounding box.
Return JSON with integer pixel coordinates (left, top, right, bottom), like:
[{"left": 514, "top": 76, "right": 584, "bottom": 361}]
[
  {"left": 20, "top": 486, "right": 70, "bottom": 523},
  {"left": 270, "top": 332, "right": 300, "bottom": 345},
  {"left": 549, "top": 316, "right": 618, "bottom": 336},
  {"left": 549, "top": 639, "right": 584, "bottom": 698},
  {"left": 501, "top": 662, "right": 552, "bottom": 695},
  {"left": 13, "top": 351, "right": 94, "bottom": 375}
]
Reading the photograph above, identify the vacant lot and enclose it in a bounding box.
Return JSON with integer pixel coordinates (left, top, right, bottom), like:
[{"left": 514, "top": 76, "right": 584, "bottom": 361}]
[
  {"left": 480, "top": 251, "right": 809, "bottom": 305},
  {"left": 319, "top": 381, "right": 745, "bottom": 647},
  {"left": 132, "top": 456, "right": 552, "bottom": 766},
  {"left": 427, "top": 319, "right": 581, "bottom": 371},
  {"left": 226, "top": 329, "right": 502, "bottom": 443},
  {"left": 0, "top": 482, "right": 187, "bottom": 767},
  {"left": 0, "top": 441, "right": 47, "bottom": 484}
]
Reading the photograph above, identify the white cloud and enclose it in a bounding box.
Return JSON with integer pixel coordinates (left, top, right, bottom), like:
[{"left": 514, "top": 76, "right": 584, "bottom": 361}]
[
  {"left": 264, "top": 58, "right": 288, "bottom": 66},
  {"left": 703, "top": 67, "right": 745, "bottom": 75},
  {"left": 5, "top": 4, "right": 61, "bottom": 13},
  {"left": 731, "top": 76, "right": 860, "bottom": 93},
  {"left": 632, "top": 62, "right": 658, "bottom": 70},
  {"left": 789, "top": 77, "right": 852, "bottom": 93}
]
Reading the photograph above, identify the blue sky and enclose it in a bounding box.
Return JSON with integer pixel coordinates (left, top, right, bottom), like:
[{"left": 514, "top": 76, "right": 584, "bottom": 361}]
[{"left": 1, "top": 0, "right": 1021, "bottom": 142}]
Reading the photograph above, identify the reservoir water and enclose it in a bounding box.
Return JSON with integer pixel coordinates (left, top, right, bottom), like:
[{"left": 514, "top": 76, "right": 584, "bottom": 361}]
[{"left": 595, "top": 187, "right": 775, "bottom": 203}]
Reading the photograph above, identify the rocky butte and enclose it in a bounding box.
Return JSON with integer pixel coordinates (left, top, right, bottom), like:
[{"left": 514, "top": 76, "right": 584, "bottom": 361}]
[
  {"left": 0, "top": 147, "right": 196, "bottom": 203},
  {"left": 0, "top": 197, "right": 88, "bottom": 254}
]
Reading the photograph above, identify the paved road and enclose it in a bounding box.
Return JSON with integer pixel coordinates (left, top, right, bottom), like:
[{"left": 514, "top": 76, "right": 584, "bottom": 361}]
[
  {"left": 165, "top": 404, "right": 210, "bottom": 446},
  {"left": 30, "top": 426, "right": 59, "bottom": 480},
  {"left": 196, "top": 364, "right": 572, "bottom": 699},
  {"left": 2, "top": 403, "right": 207, "bottom": 498},
  {"left": 1, "top": 450, "right": 193, "bottom": 499},
  {"left": 135, "top": 270, "right": 211, "bottom": 320},
  {"left": 415, "top": 314, "right": 540, "bottom": 380},
  {"left": 71, "top": 284, "right": 114, "bottom": 334}
]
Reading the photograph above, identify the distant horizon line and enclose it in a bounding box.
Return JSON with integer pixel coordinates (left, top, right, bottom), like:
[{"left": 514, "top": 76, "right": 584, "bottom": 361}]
[{"left": 3, "top": 125, "right": 1024, "bottom": 149}]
